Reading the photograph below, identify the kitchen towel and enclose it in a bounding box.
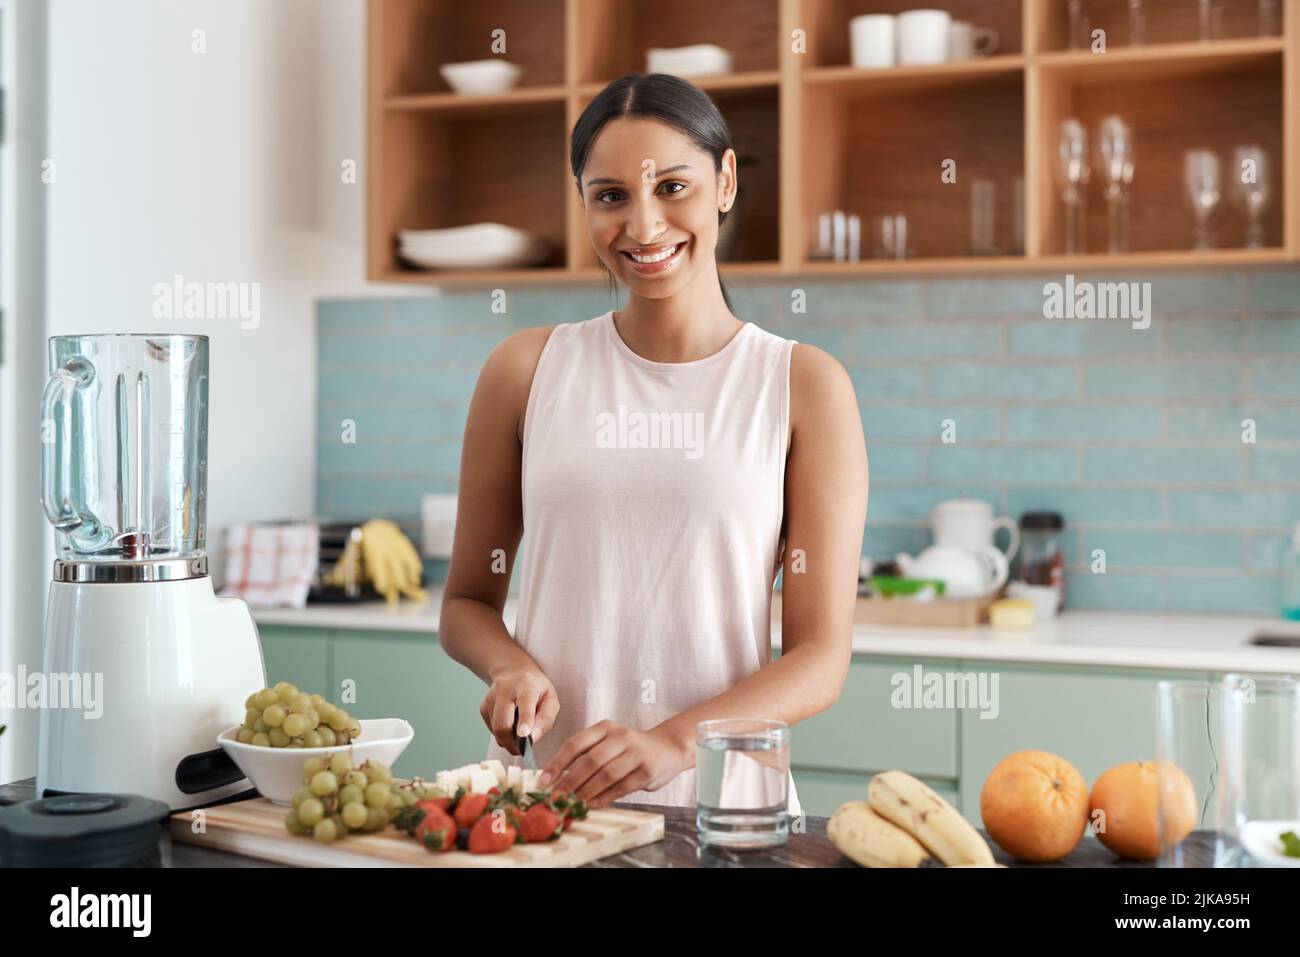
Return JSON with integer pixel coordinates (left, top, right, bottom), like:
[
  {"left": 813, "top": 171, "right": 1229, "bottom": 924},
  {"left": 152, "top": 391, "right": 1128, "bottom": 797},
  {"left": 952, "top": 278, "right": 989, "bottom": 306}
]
[{"left": 220, "top": 523, "right": 320, "bottom": 608}]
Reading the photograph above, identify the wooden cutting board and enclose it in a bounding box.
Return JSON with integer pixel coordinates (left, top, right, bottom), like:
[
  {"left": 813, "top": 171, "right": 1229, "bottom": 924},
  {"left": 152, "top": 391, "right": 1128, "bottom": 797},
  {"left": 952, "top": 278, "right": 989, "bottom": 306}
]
[{"left": 171, "top": 796, "right": 664, "bottom": 867}]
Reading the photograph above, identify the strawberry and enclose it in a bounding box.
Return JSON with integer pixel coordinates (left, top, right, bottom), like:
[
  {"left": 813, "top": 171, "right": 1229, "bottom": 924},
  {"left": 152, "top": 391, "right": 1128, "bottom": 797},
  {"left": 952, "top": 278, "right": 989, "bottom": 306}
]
[
  {"left": 468, "top": 810, "right": 516, "bottom": 854},
  {"left": 453, "top": 792, "right": 491, "bottom": 828},
  {"left": 519, "top": 803, "right": 564, "bottom": 843},
  {"left": 415, "top": 808, "right": 456, "bottom": 851},
  {"left": 416, "top": 796, "right": 453, "bottom": 815}
]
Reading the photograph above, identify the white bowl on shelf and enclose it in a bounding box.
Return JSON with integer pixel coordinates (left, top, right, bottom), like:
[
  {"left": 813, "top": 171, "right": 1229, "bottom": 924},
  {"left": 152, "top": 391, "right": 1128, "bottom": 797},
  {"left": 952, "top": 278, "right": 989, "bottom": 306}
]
[
  {"left": 398, "top": 223, "right": 550, "bottom": 269},
  {"left": 217, "top": 718, "right": 414, "bottom": 805},
  {"left": 439, "top": 59, "right": 523, "bottom": 95}
]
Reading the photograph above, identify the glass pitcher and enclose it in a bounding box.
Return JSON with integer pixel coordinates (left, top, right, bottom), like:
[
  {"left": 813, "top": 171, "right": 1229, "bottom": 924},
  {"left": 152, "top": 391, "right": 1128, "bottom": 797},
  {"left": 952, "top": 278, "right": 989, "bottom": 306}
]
[{"left": 42, "top": 334, "right": 208, "bottom": 562}]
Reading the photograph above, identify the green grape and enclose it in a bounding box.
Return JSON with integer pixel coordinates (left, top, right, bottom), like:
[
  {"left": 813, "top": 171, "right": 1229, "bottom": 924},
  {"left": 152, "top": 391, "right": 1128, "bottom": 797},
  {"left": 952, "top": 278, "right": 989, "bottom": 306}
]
[
  {"left": 364, "top": 807, "right": 389, "bottom": 831},
  {"left": 363, "top": 782, "right": 391, "bottom": 809},
  {"left": 253, "top": 718, "right": 270, "bottom": 734},
  {"left": 254, "top": 688, "right": 278, "bottom": 709},
  {"left": 305, "top": 709, "right": 320, "bottom": 729},
  {"left": 297, "top": 797, "right": 325, "bottom": 827},
  {"left": 262, "top": 704, "right": 287, "bottom": 728},
  {"left": 344, "top": 770, "right": 368, "bottom": 789},
  {"left": 243, "top": 708, "right": 261, "bottom": 730},
  {"left": 251, "top": 732, "right": 271, "bottom": 747},
  {"left": 292, "top": 786, "right": 313, "bottom": 807},
  {"left": 366, "top": 762, "right": 392, "bottom": 785},
  {"left": 317, "top": 702, "right": 336, "bottom": 722},
  {"left": 273, "top": 681, "right": 298, "bottom": 697},
  {"left": 341, "top": 801, "right": 368, "bottom": 830},
  {"left": 318, "top": 726, "right": 337, "bottom": 747},
  {"left": 387, "top": 793, "right": 403, "bottom": 813},
  {"left": 268, "top": 727, "right": 290, "bottom": 748},
  {"left": 313, "top": 818, "right": 338, "bottom": 843},
  {"left": 339, "top": 784, "right": 364, "bottom": 805},
  {"left": 303, "top": 757, "right": 326, "bottom": 778},
  {"left": 309, "top": 693, "right": 326, "bottom": 706},
  {"left": 286, "top": 741, "right": 303, "bottom": 749},
  {"left": 245, "top": 692, "right": 259, "bottom": 709},
  {"left": 310, "top": 770, "right": 339, "bottom": 796},
  {"left": 329, "top": 753, "right": 352, "bottom": 777},
  {"left": 303, "top": 729, "right": 324, "bottom": 749},
  {"left": 345, "top": 721, "right": 361, "bottom": 740},
  {"left": 285, "top": 810, "right": 308, "bottom": 836},
  {"left": 400, "top": 790, "right": 417, "bottom": 806},
  {"left": 236, "top": 728, "right": 255, "bottom": 745},
  {"left": 327, "top": 710, "right": 351, "bottom": 732},
  {"left": 282, "top": 713, "right": 310, "bottom": 738},
  {"left": 289, "top": 692, "right": 313, "bottom": 714}
]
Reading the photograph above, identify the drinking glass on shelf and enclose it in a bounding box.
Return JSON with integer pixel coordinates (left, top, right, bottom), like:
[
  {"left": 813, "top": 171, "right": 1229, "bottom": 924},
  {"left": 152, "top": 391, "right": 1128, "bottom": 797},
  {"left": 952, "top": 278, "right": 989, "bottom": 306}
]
[
  {"left": 1128, "top": 0, "right": 1146, "bottom": 44},
  {"left": 1011, "top": 175, "right": 1025, "bottom": 255},
  {"left": 871, "top": 213, "right": 909, "bottom": 260},
  {"left": 1258, "top": 0, "right": 1281, "bottom": 36},
  {"left": 1231, "top": 144, "right": 1271, "bottom": 249},
  {"left": 1067, "top": 0, "right": 1090, "bottom": 49},
  {"left": 1155, "top": 679, "right": 1236, "bottom": 867},
  {"left": 1197, "top": 0, "right": 1223, "bottom": 40},
  {"left": 1095, "top": 116, "right": 1135, "bottom": 254},
  {"left": 970, "top": 178, "right": 998, "bottom": 256},
  {"left": 1221, "top": 674, "right": 1300, "bottom": 868},
  {"left": 1184, "top": 148, "right": 1222, "bottom": 250},
  {"left": 1056, "top": 119, "right": 1090, "bottom": 255}
]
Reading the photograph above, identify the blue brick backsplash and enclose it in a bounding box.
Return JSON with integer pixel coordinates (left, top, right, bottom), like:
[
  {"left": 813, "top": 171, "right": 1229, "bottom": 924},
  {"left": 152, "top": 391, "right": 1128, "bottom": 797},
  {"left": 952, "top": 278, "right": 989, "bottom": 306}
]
[{"left": 318, "top": 269, "right": 1300, "bottom": 615}]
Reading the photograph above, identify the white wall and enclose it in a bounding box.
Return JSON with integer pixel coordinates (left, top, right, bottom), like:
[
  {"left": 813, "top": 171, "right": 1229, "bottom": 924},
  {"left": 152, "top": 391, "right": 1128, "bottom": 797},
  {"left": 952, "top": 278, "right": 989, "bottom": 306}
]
[
  {"left": 45, "top": 0, "right": 376, "bottom": 575},
  {"left": 0, "top": 0, "right": 389, "bottom": 781}
]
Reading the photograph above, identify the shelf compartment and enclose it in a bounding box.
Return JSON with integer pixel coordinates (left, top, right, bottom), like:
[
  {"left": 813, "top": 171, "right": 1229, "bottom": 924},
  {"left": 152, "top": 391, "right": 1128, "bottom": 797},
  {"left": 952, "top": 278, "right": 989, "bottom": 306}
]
[
  {"left": 373, "top": 0, "right": 565, "bottom": 97},
  {"left": 573, "top": 0, "right": 779, "bottom": 84},
  {"left": 369, "top": 101, "right": 568, "bottom": 279},
  {"left": 1030, "top": 0, "right": 1285, "bottom": 53},
  {"left": 801, "top": 70, "right": 1025, "bottom": 261},
  {"left": 1031, "top": 53, "right": 1284, "bottom": 255},
  {"left": 802, "top": 55, "right": 1026, "bottom": 96},
  {"left": 1034, "top": 35, "right": 1284, "bottom": 81},
  {"left": 802, "top": 0, "right": 1024, "bottom": 68}
]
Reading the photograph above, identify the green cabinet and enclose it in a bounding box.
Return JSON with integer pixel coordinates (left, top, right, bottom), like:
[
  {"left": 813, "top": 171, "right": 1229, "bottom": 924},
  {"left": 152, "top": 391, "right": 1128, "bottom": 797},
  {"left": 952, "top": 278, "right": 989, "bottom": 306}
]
[{"left": 255, "top": 623, "right": 488, "bottom": 779}]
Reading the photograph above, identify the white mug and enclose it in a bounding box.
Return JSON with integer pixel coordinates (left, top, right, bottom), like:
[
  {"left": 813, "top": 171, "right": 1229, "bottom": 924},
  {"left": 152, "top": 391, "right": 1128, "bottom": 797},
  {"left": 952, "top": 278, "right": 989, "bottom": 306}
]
[
  {"left": 930, "top": 497, "right": 1020, "bottom": 562},
  {"left": 948, "top": 20, "right": 1000, "bottom": 61},
  {"left": 850, "top": 14, "right": 896, "bottom": 68},
  {"left": 897, "top": 9, "right": 952, "bottom": 65}
]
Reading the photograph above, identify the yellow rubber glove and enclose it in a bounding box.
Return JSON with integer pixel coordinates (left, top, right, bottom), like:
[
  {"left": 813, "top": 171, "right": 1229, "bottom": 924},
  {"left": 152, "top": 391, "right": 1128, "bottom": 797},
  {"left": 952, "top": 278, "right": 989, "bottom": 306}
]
[{"left": 359, "top": 519, "right": 428, "bottom": 605}]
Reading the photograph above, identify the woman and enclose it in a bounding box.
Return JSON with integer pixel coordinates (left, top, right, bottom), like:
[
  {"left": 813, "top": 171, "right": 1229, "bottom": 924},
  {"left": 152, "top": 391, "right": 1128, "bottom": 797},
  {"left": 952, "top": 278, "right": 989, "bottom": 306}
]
[{"left": 440, "top": 73, "right": 867, "bottom": 811}]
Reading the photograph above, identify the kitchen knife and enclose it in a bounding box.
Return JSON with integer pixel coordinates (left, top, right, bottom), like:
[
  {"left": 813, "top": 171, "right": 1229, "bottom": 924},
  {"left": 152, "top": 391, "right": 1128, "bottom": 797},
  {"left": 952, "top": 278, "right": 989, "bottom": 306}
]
[{"left": 512, "top": 711, "right": 537, "bottom": 771}]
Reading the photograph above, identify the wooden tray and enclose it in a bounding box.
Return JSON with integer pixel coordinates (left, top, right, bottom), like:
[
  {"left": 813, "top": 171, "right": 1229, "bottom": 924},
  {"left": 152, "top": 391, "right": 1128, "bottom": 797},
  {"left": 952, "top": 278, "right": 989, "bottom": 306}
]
[
  {"left": 773, "top": 592, "right": 998, "bottom": 629},
  {"left": 172, "top": 796, "right": 663, "bottom": 868}
]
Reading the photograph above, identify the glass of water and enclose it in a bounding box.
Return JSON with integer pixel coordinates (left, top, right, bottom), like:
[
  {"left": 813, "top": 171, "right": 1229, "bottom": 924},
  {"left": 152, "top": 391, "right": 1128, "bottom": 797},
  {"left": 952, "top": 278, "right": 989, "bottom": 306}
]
[{"left": 696, "top": 718, "right": 790, "bottom": 849}]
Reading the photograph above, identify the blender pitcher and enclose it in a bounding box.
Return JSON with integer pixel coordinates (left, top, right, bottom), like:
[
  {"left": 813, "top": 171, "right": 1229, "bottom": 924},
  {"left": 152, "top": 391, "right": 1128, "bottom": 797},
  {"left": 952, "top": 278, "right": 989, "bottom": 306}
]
[{"left": 42, "top": 334, "right": 207, "bottom": 563}]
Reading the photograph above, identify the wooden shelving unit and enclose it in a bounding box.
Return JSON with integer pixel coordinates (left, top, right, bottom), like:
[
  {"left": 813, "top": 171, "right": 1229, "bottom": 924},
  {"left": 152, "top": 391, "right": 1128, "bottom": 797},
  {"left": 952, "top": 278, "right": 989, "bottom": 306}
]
[{"left": 367, "top": 0, "right": 1300, "bottom": 284}]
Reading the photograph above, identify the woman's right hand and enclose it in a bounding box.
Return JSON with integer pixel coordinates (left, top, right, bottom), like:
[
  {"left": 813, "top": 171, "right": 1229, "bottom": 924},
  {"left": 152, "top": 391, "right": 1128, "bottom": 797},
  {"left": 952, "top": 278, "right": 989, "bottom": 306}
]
[{"left": 480, "top": 665, "right": 559, "bottom": 755}]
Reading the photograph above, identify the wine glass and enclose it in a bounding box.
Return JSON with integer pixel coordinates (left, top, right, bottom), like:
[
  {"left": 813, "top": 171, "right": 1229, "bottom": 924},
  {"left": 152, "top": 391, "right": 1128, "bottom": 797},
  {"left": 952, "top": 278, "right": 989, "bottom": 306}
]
[
  {"left": 1057, "top": 120, "right": 1090, "bottom": 254},
  {"left": 1184, "top": 148, "right": 1222, "bottom": 250},
  {"left": 1095, "top": 116, "right": 1135, "bottom": 254},
  {"left": 1231, "top": 145, "right": 1271, "bottom": 249}
]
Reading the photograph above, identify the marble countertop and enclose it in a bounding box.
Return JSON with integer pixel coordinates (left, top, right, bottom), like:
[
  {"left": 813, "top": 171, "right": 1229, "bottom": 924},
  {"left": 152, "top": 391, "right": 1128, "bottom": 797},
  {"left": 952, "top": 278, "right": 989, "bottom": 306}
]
[{"left": 251, "top": 588, "right": 1300, "bottom": 674}]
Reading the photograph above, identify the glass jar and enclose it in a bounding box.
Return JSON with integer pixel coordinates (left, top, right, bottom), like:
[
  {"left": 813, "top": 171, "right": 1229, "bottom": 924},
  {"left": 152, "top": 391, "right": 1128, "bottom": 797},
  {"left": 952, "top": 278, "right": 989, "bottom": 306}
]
[{"left": 1017, "top": 511, "right": 1065, "bottom": 611}]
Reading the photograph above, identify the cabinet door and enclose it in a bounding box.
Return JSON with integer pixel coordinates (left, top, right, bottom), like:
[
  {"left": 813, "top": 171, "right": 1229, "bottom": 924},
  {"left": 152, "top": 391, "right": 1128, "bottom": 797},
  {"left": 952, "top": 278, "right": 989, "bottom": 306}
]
[
  {"left": 257, "top": 625, "right": 330, "bottom": 694},
  {"left": 331, "top": 629, "right": 487, "bottom": 778},
  {"left": 958, "top": 664, "right": 1208, "bottom": 826},
  {"left": 787, "top": 656, "right": 960, "bottom": 779},
  {"left": 793, "top": 767, "right": 961, "bottom": 820}
]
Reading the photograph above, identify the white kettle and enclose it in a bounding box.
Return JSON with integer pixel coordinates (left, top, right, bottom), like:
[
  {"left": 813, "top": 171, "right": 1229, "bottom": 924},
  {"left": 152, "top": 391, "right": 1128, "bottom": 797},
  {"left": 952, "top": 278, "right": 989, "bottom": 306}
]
[{"left": 895, "top": 544, "right": 1009, "bottom": 600}]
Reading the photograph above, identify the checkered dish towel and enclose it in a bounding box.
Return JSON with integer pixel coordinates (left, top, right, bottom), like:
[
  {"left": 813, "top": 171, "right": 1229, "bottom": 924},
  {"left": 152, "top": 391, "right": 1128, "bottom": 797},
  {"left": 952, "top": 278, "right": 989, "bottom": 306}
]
[{"left": 220, "top": 524, "right": 320, "bottom": 608}]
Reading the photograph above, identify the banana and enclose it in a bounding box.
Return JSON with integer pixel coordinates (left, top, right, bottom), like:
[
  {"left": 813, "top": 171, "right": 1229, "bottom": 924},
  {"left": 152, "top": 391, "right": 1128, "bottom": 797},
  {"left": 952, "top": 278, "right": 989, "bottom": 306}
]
[
  {"left": 828, "top": 801, "right": 931, "bottom": 868},
  {"left": 868, "top": 770, "right": 995, "bottom": 867}
]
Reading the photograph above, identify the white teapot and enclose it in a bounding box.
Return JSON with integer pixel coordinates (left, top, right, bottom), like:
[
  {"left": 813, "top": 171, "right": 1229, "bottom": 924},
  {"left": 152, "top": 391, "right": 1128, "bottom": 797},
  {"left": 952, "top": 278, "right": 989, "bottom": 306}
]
[{"left": 894, "top": 544, "right": 1009, "bottom": 600}]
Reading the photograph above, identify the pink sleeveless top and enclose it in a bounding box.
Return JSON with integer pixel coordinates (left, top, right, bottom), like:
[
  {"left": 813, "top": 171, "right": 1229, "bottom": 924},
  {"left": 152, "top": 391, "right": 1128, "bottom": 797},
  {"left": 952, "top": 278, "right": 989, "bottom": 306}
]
[{"left": 483, "top": 310, "right": 801, "bottom": 814}]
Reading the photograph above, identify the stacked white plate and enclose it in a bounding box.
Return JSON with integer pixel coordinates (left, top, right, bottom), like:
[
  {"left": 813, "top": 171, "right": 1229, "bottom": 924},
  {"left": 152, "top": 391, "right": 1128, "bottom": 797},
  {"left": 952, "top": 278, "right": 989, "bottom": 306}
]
[
  {"left": 398, "top": 224, "right": 550, "bottom": 270},
  {"left": 646, "top": 44, "right": 734, "bottom": 78}
]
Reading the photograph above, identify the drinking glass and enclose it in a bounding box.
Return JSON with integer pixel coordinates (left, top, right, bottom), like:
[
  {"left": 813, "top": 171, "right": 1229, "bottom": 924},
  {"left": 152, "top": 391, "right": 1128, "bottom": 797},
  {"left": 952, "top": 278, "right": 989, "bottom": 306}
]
[
  {"left": 1230, "top": 145, "right": 1271, "bottom": 249},
  {"left": 970, "top": 177, "right": 998, "bottom": 255},
  {"left": 1057, "top": 119, "right": 1090, "bottom": 254},
  {"left": 1222, "top": 674, "right": 1300, "bottom": 867},
  {"left": 1095, "top": 116, "right": 1135, "bottom": 253},
  {"left": 1197, "top": 0, "right": 1223, "bottom": 40},
  {"left": 871, "top": 213, "right": 909, "bottom": 260},
  {"left": 1184, "top": 148, "right": 1221, "bottom": 250},
  {"left": 1155, "top": 680, "right": 1235, "bottom": 867},
  {"left": 1258, "top": 0, "right": 1281, "bottom": 36},
  {"left": 1128, "top": 0, "right": 1146, "bottom": 44},
  {"left": 696, "top": 718, "right": 790, "bottom": 849},
  {"left": 1067, "top": 0, "right": 1090, "bottom": 49}
]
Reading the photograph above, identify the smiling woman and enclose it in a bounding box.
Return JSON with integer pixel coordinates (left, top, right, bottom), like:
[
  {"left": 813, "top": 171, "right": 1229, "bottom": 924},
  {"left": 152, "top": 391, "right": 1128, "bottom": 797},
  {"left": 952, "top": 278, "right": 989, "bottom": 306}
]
[{"left": 438, "top": 73, "right": 869, "bottom": 816}]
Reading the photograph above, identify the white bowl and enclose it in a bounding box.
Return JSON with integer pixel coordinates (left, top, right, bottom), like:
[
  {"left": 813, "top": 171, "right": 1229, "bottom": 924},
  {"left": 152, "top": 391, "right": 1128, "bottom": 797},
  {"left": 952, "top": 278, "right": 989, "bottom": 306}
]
[
  {"left": 218, "top": 718, "right": 414, "bottom": 805},
  {"left": 1240, "top": 820, "right": 1300, "bottom": 867},
  {"left": 439, "top": 59, "right": 522, "bottom": 96}
]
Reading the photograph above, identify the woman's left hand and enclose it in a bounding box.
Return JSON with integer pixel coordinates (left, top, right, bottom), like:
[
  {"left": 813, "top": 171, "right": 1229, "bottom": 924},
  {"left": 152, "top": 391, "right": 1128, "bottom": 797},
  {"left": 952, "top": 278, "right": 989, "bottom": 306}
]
[{"left": 537, "top": 721, "right": 689, "bottom": 808}]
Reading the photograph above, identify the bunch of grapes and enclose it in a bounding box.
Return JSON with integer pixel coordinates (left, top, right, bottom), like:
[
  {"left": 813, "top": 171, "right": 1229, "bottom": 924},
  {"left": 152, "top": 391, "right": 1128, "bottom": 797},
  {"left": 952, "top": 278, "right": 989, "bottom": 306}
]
[
  {"left": 284, "top": 754, "right": 447, "bottom": 843},
  {"left": 236, "top": 682, "right": 360, "bottom": 748}
]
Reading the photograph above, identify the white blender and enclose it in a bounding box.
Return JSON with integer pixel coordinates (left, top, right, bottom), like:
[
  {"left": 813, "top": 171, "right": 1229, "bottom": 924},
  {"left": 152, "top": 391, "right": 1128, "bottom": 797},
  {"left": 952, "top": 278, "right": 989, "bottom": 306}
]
[{"left": 36, "top": 334, "right": 265, "bottom": 809}]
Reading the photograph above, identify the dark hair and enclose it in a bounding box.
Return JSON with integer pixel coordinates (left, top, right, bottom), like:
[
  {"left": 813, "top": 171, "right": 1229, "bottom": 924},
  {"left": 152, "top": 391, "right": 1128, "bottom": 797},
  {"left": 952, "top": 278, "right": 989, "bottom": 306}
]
[{"left": 570, "top": 73, "right": 736, "bottom": 314}]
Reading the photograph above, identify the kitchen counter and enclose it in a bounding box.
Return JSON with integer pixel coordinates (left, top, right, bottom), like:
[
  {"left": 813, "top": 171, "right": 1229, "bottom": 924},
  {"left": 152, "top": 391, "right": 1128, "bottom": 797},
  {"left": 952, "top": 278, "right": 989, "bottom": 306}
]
[
  {"left": 0, "top": 779, "right": 1212, "bottom": 867},
  {"left": 252, "top": 588, "right": 1300, "bottom": 674}
]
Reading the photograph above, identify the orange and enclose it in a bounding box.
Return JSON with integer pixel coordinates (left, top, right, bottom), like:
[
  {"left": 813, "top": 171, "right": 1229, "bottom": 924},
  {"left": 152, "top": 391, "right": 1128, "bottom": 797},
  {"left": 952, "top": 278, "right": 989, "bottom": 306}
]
[{"left": 980, "top": 750, "right": 1089, "bottom": 862}]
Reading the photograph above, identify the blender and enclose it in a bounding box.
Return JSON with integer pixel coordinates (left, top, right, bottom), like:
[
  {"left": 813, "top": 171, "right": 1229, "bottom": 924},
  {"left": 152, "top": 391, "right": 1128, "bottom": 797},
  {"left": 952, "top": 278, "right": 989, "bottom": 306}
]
[{"left": 36, "top": 334, "right": 265, "bottom": 809}]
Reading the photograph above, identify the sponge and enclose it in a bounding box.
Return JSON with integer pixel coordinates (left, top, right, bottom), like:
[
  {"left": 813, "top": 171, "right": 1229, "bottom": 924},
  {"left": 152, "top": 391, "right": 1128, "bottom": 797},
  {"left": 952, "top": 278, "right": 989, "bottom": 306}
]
[{"left": 989, "top": 597, "right": 1036, "bottom": 629}]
